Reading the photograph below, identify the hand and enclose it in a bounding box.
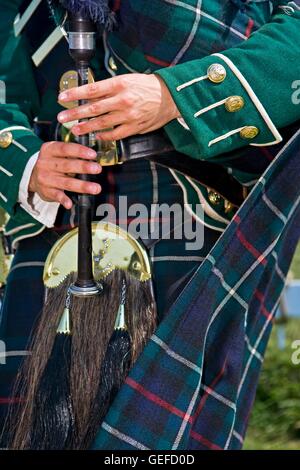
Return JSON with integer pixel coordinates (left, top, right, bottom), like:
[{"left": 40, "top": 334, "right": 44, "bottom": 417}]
[
  {"left": 57, "top": 73, "right": 180, "bottom": 141},
  {"left": 29, "top": 142, "right": 102, "bottom": 209}
]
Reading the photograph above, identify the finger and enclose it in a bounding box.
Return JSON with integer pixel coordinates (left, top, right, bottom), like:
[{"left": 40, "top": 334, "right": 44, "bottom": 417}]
[
  {"left": 72, "top": 112, "right": 127, "bottom": 136},
  {"left": 40, "top": 141, "right": 97, "bottom": 160},
  {"left": 51, "top": 175, "right": 101, "bottom": 195},
  {"left": 46, "top": 157, "right": 102, "bottom": 176},
  {"left": 57, "top": 96, "right": 119, "bottom": 124},
  {"left": 96, "top": 124, "right": 139, "bottom": 141},
  {"left": 42, "top": 189, "right": 73, "bottom": 210},
  {"left": 58, "top": 76, "right": 122, "bottom": 103}
]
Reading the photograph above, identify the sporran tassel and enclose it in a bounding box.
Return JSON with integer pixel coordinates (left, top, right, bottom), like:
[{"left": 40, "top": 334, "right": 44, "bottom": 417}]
[
  {"left": 5, "top": 268, "right": 157, "bottom": 450},
  {"left": 29, "top": 289, "right": 74, "bottom": 450},
  {"left": 82, "top": 278, "right": 132, "bottom": 447},
  {"left": 4, "top": 275, "right": 75, "bottom": 449}
]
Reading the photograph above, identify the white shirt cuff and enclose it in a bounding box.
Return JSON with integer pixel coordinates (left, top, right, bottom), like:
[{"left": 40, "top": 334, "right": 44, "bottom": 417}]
[{"left": 18, "top": 152, "right": 60, "bottom": 228}]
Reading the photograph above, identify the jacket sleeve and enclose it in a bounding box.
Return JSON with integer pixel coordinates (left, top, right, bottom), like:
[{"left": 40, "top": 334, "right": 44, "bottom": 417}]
[
  {"left": 0, "top": 0, "right": 43, "bottom": 216},
  {"left": 155, "top": 3, "right": 300, "bottom": 161}
]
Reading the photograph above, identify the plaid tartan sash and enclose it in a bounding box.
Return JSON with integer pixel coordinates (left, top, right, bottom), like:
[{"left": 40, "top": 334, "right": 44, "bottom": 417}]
[{"left": 92, "top": 129, "right": 300, "bottom": 450}]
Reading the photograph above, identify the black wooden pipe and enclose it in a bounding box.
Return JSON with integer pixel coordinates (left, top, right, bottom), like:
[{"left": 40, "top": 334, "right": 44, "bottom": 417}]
[{"left": 67, "top": 12, "right": 98, "bottom": 293}]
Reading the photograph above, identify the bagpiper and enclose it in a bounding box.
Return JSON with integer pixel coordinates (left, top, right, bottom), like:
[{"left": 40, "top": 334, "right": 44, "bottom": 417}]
[{"left": 0, "top": 0, "right": 300, "bottom": 449}]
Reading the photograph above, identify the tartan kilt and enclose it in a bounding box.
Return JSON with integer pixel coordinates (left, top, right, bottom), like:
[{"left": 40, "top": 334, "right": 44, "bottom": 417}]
[
  {"left": 92, "top": 130, "right": 300, "bottom": 450},
  {"left": 0, "top": 159, "right": 220, "bottom": 445}
]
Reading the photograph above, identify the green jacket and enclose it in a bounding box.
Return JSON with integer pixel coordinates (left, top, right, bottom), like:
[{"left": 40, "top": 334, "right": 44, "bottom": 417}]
[{"left": 0, "top": 0, "right": 300, "bottom": 245}]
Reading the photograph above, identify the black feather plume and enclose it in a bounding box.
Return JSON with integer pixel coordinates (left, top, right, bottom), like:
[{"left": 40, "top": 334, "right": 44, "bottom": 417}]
[{"left": 59, "top": 0, "right": 115, "bottom": 28}]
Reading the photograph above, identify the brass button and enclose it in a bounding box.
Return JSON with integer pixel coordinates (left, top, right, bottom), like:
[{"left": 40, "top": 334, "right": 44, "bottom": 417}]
[
  {"left": 225, "top": 96, "right": 245, "bottom": 113},
  {"left": 207, "top": 64, "right": 226, "bottom": 84},
  {"left": 109, "top": 56, "right": 118, "bottom": 71},
  {"left": 0, "top": 131, "right": 13, "bottom": 149},
  {"left": 208, "top": 191, "right": 222, "bottom": 205},
  {"left": 240, "top": 126, "right": 259, "bottom": 140},
  {"left": 224, "top": 200, "right": 234, "bottom": 213}
]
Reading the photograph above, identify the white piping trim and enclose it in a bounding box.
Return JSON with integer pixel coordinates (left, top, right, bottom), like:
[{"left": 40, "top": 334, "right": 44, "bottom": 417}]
[
  {"left": 12, "top": 140, "right": 27, "bottom": 152},
  {"left": 278, "top": 5, "right": 296, "bottom": 14},
  {"left": 194, "top": 98, "right": 228, "bottom": 118},
  {"left": 0, "top": 350, "right": 30, "bottom": 359},
  {"left": 170, "top": 169, "right": 225, "bottom": 232},
  {"left": 250, "top": 140, "right": 283, "bottom": 147},
  {"left": 0, "top": 192, "right": 8, "bottom": 203},
  {"left": 9, "top": 261, "right": 45, "bottom": 273},
  {"left": 0, "top": 126, "right": 33, "bottom": 133},
  {"left": 0, "top": 165, "right": 13, "bottom": 177},
  {"left": 32, "top": 26, "right": 64, "bottom": 67},
  {"left": 177, "top": 116, "right": 191, "bottom": 131},
  {"left": 14, "top": 0, "right": 43, "bottom": 36},
  {"left": 176, "top": 74, "right": 208, "bottom": 91},
  {"left": 209, "top": 127, "right": 245, "bottom": 147},
  {"left": 4, "top": 223, "right": 36, "bottom": 236},
  {"left": 11, "top": 225, "right": 46, "bottom": 250},
  {"left": 212, "top": 53, "right": 282, "bottom": 145}
]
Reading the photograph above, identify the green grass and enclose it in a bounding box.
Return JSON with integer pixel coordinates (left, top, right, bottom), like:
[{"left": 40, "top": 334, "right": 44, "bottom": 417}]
[
  {"left": 244, "top": 319, "right": 300, "bottom": 450},
  {"left": 290, "top": 244, "right": 300, "bottom": 279},
  {"left": 245, "top": 244, "right": 300, "bottom": 450}
]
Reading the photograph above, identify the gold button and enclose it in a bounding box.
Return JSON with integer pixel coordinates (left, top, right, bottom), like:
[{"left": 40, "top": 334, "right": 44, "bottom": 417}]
[
  {"left": 0, "top": 131, "right": 13, "bottom": 149},
  {"left": 225, "top": 96, "right": 245, "bottom": 113},
  {"left": 240, "top": 126, "right": 259, "bottom": 140},
  {"left": 208, "top": 191, "right": 222, "bottom": 205},
  {"left": 109, "top": 56, "right": 118, "bottom": 71},
  {"left": 207, "top": 64, "right": 227, "bottom": 84},
  {"left": 224, "top": 200, "right": 234, "bottom": 213}
]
